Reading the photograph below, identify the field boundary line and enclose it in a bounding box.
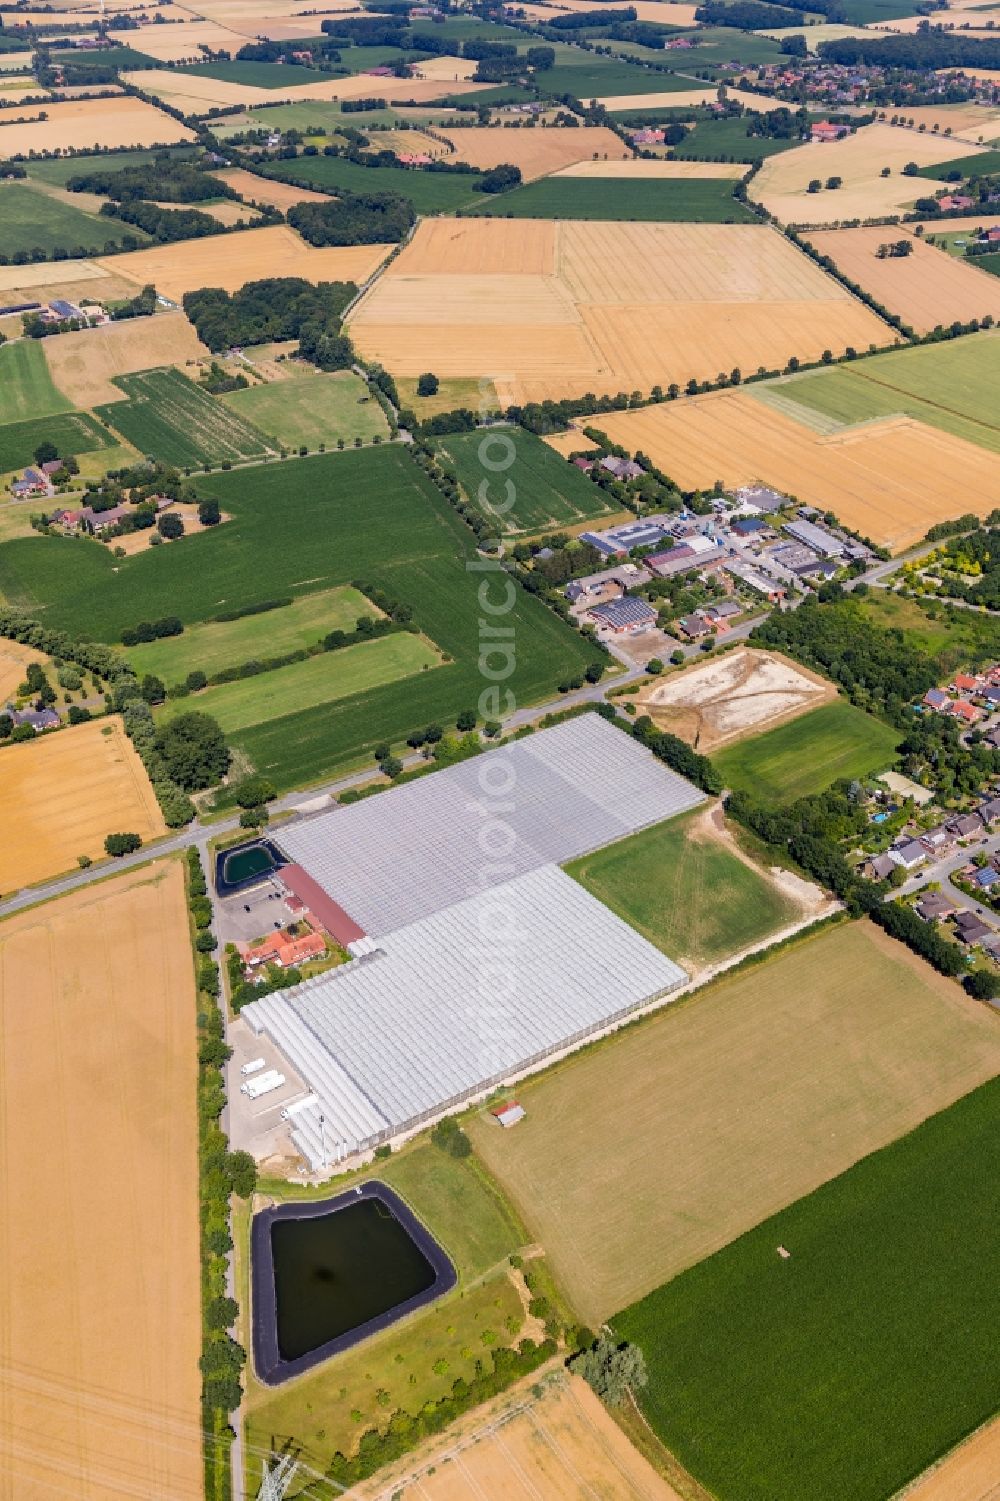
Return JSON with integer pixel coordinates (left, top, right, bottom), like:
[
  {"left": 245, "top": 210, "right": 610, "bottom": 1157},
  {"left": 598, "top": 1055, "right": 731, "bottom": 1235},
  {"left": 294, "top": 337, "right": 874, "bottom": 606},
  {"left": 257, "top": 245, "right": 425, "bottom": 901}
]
[{"left": 850, "top": 365, "right": 1000, "bottom": 438}]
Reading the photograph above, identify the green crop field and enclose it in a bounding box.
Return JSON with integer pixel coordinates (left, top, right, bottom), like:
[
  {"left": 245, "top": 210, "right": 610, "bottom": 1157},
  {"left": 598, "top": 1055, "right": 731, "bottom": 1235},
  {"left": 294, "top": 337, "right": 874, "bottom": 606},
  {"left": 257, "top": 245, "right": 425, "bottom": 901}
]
[
  {"left": 0, "top": 410, "right": 115, "bottom": 476},
  {"left": 768, "top": 333, "right": 1000, "bottom": 454},
  {"left": 242, "top": 1138, "right": 526, "bottom": 1488},
  {"left": 916, "top": 149, "right": 1000, "bottom": 179},
  {"left": 213, "top": 102, "right": 397, "bottom": 137},
  {"left": 50, "top": 44, "right": 157, "bottom": 70},
  {"left": 25, "top": 146, "right": 197, "bottom": 186},
  {"left": 838, "top": 0, "right": 917, "bottom": 18},
  {"left": 0, "top": 448, "right": 600, "bottom": 788},
  {"left": 565, "top": 808, "right": 798, "bottom": 969},
  {"left": 259, "top": 154, "right": 483, "bottom": 212},
  {"left": 537, "top": 52, "right": 695, "bottom": 98},
  {"left": 175, "top": 58, "right": 320, "bottom": 88},
  {"left": 156, "top": 631, "right": 441, "bottom": 733},
  {"left": 95, "top": 368, "right": 272, "bottom": 468},
  {"left": 125, "top": 584, "right": 374, "bottom": 679},
  {"left": 0, "top": 183, "right": 136, "bottom": 258},
  {"left": 670, "top": 115, "right": 804, "bottom": 159},
  {"left": 714, "top": 699, "right": 901, "bottom": 803},
  {"left": 471, "top": 175, "right": 756, "bottom": 221},
  {"left": 221, "top": 369, "right": 390, "bottom": 448},
  {"left": 615, "top": 1076, "right": 1000, "bottom": 1501},
  {"left": 469, "top": 918, "right": 1000, "bottom": 1324},
  {"left": 968, "top": 250, "right": 1000, "bottom": 278},
  {"left": 439, "top": 427, "right": 620, "bottom": 533},
  {"left": 0, "top": 340, "right": 72, "bottom": 422}
]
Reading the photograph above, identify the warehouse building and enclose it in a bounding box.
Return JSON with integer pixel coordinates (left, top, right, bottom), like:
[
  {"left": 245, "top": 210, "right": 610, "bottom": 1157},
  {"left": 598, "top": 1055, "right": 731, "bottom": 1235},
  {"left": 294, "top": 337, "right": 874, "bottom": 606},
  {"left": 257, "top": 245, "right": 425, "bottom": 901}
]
[{"left": 242, "top": 715, "right": 703, "bottom": 1167}]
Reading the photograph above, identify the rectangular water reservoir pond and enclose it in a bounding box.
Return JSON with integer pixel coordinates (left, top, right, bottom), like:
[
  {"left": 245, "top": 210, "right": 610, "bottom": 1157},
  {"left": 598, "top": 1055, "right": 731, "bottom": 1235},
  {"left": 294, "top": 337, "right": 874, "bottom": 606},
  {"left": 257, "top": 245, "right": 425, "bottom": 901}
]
[
  {"left": 273, "top": 1198, "right": 436, "bottom": 1361},
  {"left": 252, "top": 1184, "right": 456, "bottom": 1382}
]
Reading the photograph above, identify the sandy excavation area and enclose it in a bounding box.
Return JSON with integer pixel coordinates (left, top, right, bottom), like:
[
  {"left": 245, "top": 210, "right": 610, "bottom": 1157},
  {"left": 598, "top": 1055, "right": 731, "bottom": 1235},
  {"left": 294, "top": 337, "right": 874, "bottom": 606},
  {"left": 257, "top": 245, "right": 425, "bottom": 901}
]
[
  {"left": 592, "top": 390, "right": 1000, "bottom": 552},
  {"left": 0, "top": 95, "right": 194, "bottom": 153},
  {"left": 0, "top": 716, "right": 165, "bottom": 893},
  {"left": 750, "top": 121, "right": 983, "bottom": 225},
  {"left": 0, "top": 862, "right": 202, "bottom": 1501},
  {"left": 354, "top": 1372, "right": 683, "bottom": 1501},
  {"left": 440, "top": 124, "right": 630, "bottom": 179},
  {"left": 804, "top": 227, "right": 1000, "bottom": 333},
  {"left": 347, "top": 218, "right": 888, "bottom": 406},
  {"left": 43, "top": 311, "right": 210, "bottom": 407},
  {"left": 96, "top": 224, "right": 392, "bottom": 304},
  {"left": 638, "top": 648, "right": 837, "bottom": 750}
]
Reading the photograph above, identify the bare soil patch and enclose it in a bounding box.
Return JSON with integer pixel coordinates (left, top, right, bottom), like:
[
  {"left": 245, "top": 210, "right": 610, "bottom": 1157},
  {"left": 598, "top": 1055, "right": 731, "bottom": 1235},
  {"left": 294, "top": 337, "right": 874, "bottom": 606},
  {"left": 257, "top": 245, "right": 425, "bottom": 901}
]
[
  {"left": 638, "top": 647, "right": 838, "bottom": 751},
  {"left": 0, "top": 861, "right": 202, "bottom": 1499},
  {"left": 111, "top": 500, "right": 232, "bottom": 555}
]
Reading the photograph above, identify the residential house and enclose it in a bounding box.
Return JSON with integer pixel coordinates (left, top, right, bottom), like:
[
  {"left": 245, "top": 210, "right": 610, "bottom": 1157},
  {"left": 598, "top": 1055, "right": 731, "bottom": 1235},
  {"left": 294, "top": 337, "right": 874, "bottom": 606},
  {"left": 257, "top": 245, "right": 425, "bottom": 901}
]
[
  {"left": 9, "top": 704, "right": 59, "bottom": 732},
  {"left": 794, "top": 558, "right": 840, "bottom": 583},
  {"left": 979, "top": 796, "right": 1000, "bottom": 825},
  {"left": 971, "top": 865, "right": 1000, "bottom": 891},
  {"left": 677, "top": 614, "right": 711, "bottom": 641},
  {"left": 938, "top": 193, "right": 975, "bottom": 212},
  {"left": 921, "top": 824, "right": 955, "bottom": 855},
  {"left": 588, "top": 596, "right": 657, "bottom": 634},
  {"left": 867, "top": 853, "right": 898, "bottom": 880},
  {"left": 915, "top": 892, "right": 957, "bottom": 921},
  {"left": 810, "top": 120, "right": 849, "bottom": 142},
  {"left": 954, "top": 910, "right": 992, "bottom": 946},
  {"left": 947, "top": 811, "right": 985, "bottom": 838},
  {"left": 950, "top": 699, "right": 982, "bottom": 725},
  {"left": 397, "top": 152, "right": 434, "bottom": 166},
  {"left": 923, "top": 687, "right": 950, "bottom": 711},
  {"left": 600, "top": 455, "right": 644, "bottom": 481},
  {"left": 630, "top": 128, "right": 665, "bottom": 145},
  {"left": 701, "top": 600, "right": 741, "bottom": 631},
  {"left": 951, "top": 673, "right": 980, "bottom": 695},
  {"left": 79, "top": 503, "right": 132, "bottom": 535},
  {"left": 888, "top": 838, "right": 928, "bottom": 870},
  {"left": 11, "top": 468, "right": 52, "bottom": 499},
  {"left": 572, "top": 457, "right": 597, "bottom": 473}
]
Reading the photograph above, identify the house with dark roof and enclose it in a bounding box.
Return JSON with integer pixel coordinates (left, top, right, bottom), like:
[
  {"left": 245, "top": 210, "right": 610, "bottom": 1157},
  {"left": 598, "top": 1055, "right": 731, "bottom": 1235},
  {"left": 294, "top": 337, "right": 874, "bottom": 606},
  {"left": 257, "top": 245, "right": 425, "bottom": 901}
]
[
  {"left": 923, "top": 688, "right": 949, "bottom": 711},
  {"left": 588, "top": 596, "right": 657, "bottom": 634},
  {"left": 9, "top": 705, "right": 59, "bottom": 732},
  {"left": 915, "top": 892, "right": 956, "bottom": 921}
]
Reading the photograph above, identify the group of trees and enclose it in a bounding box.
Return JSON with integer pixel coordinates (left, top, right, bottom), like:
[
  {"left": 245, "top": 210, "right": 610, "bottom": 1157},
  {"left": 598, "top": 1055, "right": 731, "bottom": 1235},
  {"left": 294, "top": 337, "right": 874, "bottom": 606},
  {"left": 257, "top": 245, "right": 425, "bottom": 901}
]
[
  {"left": 66, "top": 159, "right": 240, "bottom": 205},
  {"left": 819, "top": 28, "right": 1000, "bottom": 70},
  {"left": 875, "top": 239, "right": 914, "bottom": 258},
  {"left": 287, "top": 190, "right": 416, "bottom": 247},
  {"left": 183, "top": 277, "right": 356, "bottom": 370}
]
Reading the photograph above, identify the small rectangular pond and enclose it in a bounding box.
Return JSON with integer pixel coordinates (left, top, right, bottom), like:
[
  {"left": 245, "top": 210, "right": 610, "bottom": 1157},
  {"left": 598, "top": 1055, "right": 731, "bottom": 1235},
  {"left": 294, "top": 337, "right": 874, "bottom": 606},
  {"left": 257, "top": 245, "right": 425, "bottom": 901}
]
[
  {"left": 214, "top": 837, "right": 286, "bottom": 897},
  {"left": 252, "top": 1182, "right": 456, "bottom": 1385}
]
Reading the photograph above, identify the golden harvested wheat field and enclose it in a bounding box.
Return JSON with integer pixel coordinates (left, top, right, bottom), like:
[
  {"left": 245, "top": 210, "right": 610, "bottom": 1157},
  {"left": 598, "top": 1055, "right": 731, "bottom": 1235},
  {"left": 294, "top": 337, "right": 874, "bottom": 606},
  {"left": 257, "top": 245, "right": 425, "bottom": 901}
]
[
  {"left": 126, "top": 66, "right": 486, "bottom": 113},
  {"left": 354, "top": 1374, "right": 683, "bottom": 1501},
  {"left": 0, "top": 863, "right": 202, "bottom": 1500},
  {"left": 213, "top": 165, "right": 331, "bottom": 208},
  {"left": 596, "top": 85, "right": 788, "bottom": 111},
  {"left": 97, "top": 225, "right": 392, "bottom": 304},
  {"left": 348, "top": 218, "right": 889, "bottom": 405},
  {"left": 0, "top": 95, "right": 194, "bottom": 152},
  {"left": 410, "top": 53, "right": 479, "bottom": 81},
  {"left": 555, "top": 157, "right": 750, "bottom": 178},
  {"left": 637, "top": 648, "right": 837, "bottom": 751},
  {"left": 469, "top": 921, "right": 1000, "bottom": 1324},
  {"left": 440, "top": 124, "right": 630, "bottom": 179},
  {"left": 110, "top": 17, "right": 248, "bottom": 61},
  {"left": 592, "top": 390, "right": 1000, "bottom": 551},
  {"left": 805, "top": 227, "right": 1000, "bottom": 332},
  {"left": 0, "top": 640, "right": 46, "bottom": 704},
  {"left": 750, "top": 122, "right": 983, "bottom": 224},
  {"left": 880, "top": 104, "right": 1000, "bottom": 138},
  {"left": 43, "top": 312, "right": 210, "bottom": 407},
  {"left": 0, "top": 717, "right": 165, "bottom": 892}
]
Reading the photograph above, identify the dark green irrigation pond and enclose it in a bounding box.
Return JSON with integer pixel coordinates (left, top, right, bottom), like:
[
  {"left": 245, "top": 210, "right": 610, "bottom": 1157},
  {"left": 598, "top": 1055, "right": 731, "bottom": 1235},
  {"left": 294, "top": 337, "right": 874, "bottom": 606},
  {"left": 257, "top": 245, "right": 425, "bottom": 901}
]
[{"left": 253, "top": 1184, "right": 456, "bottom": 1384}]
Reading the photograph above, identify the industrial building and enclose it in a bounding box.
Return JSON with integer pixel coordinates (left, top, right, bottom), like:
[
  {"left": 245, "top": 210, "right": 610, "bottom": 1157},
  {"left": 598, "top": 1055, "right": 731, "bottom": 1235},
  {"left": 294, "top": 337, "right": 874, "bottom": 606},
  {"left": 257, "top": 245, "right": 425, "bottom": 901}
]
[{"left": 242, "top": 714, "right": 703, "bottom": 1168}]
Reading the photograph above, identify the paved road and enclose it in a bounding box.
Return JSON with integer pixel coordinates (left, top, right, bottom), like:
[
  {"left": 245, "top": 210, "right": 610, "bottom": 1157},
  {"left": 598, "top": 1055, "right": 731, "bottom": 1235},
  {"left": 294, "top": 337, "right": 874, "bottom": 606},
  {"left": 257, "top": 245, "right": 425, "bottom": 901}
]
[{"left": 895, "top": 832, "right": 1000, "bottom": 928}]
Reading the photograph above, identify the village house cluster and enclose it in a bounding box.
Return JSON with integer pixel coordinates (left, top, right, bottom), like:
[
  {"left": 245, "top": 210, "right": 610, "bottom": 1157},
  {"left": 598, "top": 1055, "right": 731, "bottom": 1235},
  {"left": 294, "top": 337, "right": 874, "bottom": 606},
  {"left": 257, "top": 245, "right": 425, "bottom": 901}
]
[{"left": 922, "top": 665, "right": 1000, "bottom": 729}]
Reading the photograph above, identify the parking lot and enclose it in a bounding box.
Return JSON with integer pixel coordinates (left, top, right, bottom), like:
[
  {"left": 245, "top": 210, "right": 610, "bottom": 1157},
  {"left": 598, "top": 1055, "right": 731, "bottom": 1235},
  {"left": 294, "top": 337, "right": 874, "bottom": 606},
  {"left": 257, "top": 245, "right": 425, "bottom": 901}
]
[
  {"left": 227, "top": 1014, "right": 312, "bottom": 1173},
  {"left": 216, "top": 877, "right": 292, "bottom": 948}
]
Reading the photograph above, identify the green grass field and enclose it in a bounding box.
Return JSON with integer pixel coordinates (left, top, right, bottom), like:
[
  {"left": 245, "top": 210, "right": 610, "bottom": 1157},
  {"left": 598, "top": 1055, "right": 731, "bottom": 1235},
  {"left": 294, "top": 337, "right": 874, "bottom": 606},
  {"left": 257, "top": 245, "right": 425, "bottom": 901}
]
[
  {"left": 0, "top": 448, "right": 600, "bottom": 789},
  {"left": 398, "top": 376, "right": 499, "bottom": 419},
  {"left": 25, "top": 147, "right": 197, "bottom": 187},
  {"left": 221, "top": 369, "right": 389, "bottom": 448},
  {"left": 968, "top": 250, "right": 1000, "bottom": 278},
  {"left": 767, "top": 333, "right": 1000, "bottom": 455},
  {"left": 671, "top": 115, "right": 804, "bottom": 160},
  {"left": 916, "top": 149, "right": 1000, "bottom": 179},
  {"left": 615, "top": 1075, "right": 1000, "bottom": 1501},
  {"left": 125, "top": 584, "right": 373, "bottom": 679},
  {"left": 565, "top": 807, "right": 798, "bottom": 968},
  {"left": 260, "top": 153, "right": 483, "bottom": 212},
  {"left": 714, "top": 699, "right": 901, "bottom": 803},
  {"left": 156, "top": 631, "right": 441, "bottom": 733},
  {"left": 95, "top": 368, "right": 272, "bottom": 467},
  {"left": 175, "top": 58, "right": 321, "bottom": 88},
  {"left": 0, "top": 340, "right": 72, "bottom": 423},
  {"left": 0, "top": 183, "right": 134, "bottom": 258},
  {"left": 242, "top": 1139, "right": 527, "bottom": 1487},
  {"left": 471, "top": 175, "right": 756, "bottom": 221},
  {"left": 0, "top": 410, "right": 116, "bottom": 476},
  {"left": 535, "top": 50, "right": 696, "bottom": 99},
  {"left": 440, "top": 427, "right": 619, "bottom": 533},
  {"left": 50, "top": 44, "right": 157, "bottom": 70}
]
